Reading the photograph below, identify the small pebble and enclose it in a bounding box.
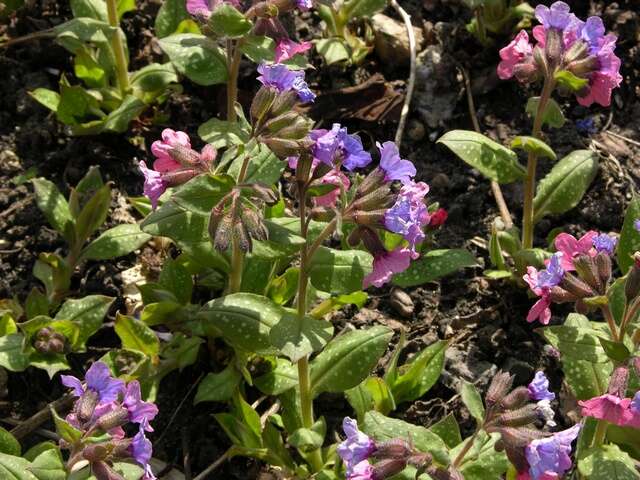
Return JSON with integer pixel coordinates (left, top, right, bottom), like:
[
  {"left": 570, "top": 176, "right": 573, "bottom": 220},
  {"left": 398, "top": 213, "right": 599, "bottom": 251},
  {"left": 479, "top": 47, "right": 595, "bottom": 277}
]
[{"left": 389, "top": 287, "right": 414, "bottom": 318}]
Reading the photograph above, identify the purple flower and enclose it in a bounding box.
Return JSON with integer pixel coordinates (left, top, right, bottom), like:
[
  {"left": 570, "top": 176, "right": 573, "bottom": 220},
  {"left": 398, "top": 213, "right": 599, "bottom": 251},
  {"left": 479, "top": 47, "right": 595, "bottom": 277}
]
[
  {"left": 130, "top": 421, "right": 156, "bottom": 480},
  {"left": 378, "top": 141, "right": 416, "bottom": 184},
  {"left": 348, "top": 460, "right": 374, "bottom": 480},
  {"left": 632, "top": 391, "right": 640, "bottom": 413},
  {"left": 186, "top": 0, "right": 241, "bottom": 18},
  {"left": 363, "top": 247, "right": 412, "bottom": 289},
  {"left": 123, "top": 381, "right": 158, "bottom": 431},
  {"left": 536, "top": 253, "right": 564, "bottom": 289},
  {"left": 534, "top": 1, "right": 577, "bottom": 31},
  {"left": 337, "top": 417, "right": 376, "bottom": 475},
  {"left": 257, "top": 63, "right": 315, "bottom": 103},
  {"left": 575, "top": 117, "right": 596, "bottom": 135},
  {"left": 592, "top": 233, "right": 617, "bottom": 256},
  {"left": 528, "top": 371, "right": 555, "bottom": 402},
  {"left": 296, "top": 0, "right": 312, "bottom": 10},
  {"left": 384, "top": 181, "right": 430, "bottom": 257},
  {"left": 525, "top": 424, "right": 581, "bottom": 480},
  {"left": 61, "top": 362, "right": 124, "bottom": 403},
  {"left": 310, "top": 124, "right": 371, "bottom": 170},
  {"left": 578, "top": 16, "right": 606, "bottom": 53},
  {"left": 635, "top": 219, "right": 640, "bottom": 232},
  {"left": 138, "top": 161, "right": 167, "bottom": 210}
]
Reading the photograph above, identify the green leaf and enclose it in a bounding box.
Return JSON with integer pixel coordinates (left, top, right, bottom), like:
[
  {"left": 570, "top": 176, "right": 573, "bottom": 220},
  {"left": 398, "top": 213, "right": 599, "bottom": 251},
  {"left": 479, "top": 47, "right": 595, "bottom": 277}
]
[
  {"left": 362, "top": 376, "right": 396, "bottom": 415},
  {"left": 555, "top": 70, "right": 589, "bottom": 92},
  {"left": 533, "top": 150, "right": 598, "bottom": 222},
  {"left": 141, "top": 201, "right": 208, "bottom": 244},
  {"left": 489, "top": 226, "right": 507, "bottom": 270},
  {"left": 158, "top": 259, "right": 193, "bottom": 305},
  {"left": 159, "top": 33, "right": 227, "bottom": 86},
  {"left": 81, "top": 224, "right": 151, "bottom": 261},
  {"left": 29, "top": 89, "right": 60, "bottom": 113},
  {"left": 454, "top": 431, "right": 509, "bottom": 480},
  {"left": 0, "top": 452, "right": 38, "bottom": 480},
  {"left": 309, "top": 247, "right": 373, "bottom": 294},
  {"left": 510, "top": 136, "right": 556, "bottom": 160},
  {"left": 438, "top": 130, "right": 526, "bottom": 184},
  {"left": 51, "top": 408, "right": 82, "bottom": 444},
  {"left": 0, "top": 334, "right": 30, "bottom": 372},
  {"left": 598, "top": 338, "right": 630, "bottom": 363},
  {"left": 526, "top": 97, "right": 565, "bottom": 129},
  {"left": 430, "top": 413, "right": 462, "bottom": 449},
  {"left": 0, "top": 427, "right": 20, "bottom": 456},
  {"left": 539, "top": 316, "right": 609, "bottom": 363},
  {"left": 27, "top": 448, "right": 66, "bottom": 480},
  {"left": 198, "top": 293, "right": 284, "bottom": 355},
  {"left": 227, "top": 143, "right": 283, "bottom": 185},
  {"left": 171, "top": 174, "right": 235, "bottom": 215},
  {"left": 102, "top": 95, "right": 147, "bottom": 133},
  {"left": 362, "top": 411, "right": 449, "bottom": 465},
  {"left": 389, "top": 340, "right": 447, "bottom": 404},
  {"left": 116, "top": 0, "right": 136, "bottom": 19},
  {"left": 195, "top": 364, "right": 242, "bottom": 403},
  {"left": 255, "top": 358, "right": 298, "bottom": 395},
  {"left": 31, "top": 178, "right": 73, "bottom": 239},
  {"left": 315, "top": 38, "right": 351, "bottom": 65},
  {"left": 269, "top": 312, "right": 333, "bottom": 362},
  {"left": 198, "top": 118, "right": 251, "bottom": 149},
  {"left": 70, "top": 0, "right": 107, "bottom": 20},
  {"left": 577, "top": 444, "right": 640, "bottom": 479},
  {"left": 288, "top": 418, "right": 326, "bottom": 452},
  {"left": 240, "top": 35, "right": 275, "bottom": 63},
  {"left": 114, "top": 313, "right": 160, "bottom": 358},
  {"left": 310, "top": 326, "right": 393, "bottom": 396},
  {"left": 74, "top": 50, "right": 106, "bottom": 88},
  {"left": 267, "top": 267, "right": 300, "bottom": 305},
  {"left": 460, "top": 381, "right": 484, "bottom": 423},
  {"left": 54, "top": 295, "right": 114, "bottom": 351},
  {"left": 130, "top": 63, "right": 178, "bottom": 95},
  {"left": 155, "top": 0, "right": 192, "bottom": 38},
  {"left": 25, "top": 288, "right": 49, "bottom": 319},
  {"left": 617, "top": 197, "right": 640, "bottom": 273},
  {"left": 75, "top": 183, "right": 111, "bottom": 245},
  {"left": 393, "top": 249, "right": 477, "bottom": 288},
  {"left": 209, "top": 4, "right": 252, "bottom": 37}
]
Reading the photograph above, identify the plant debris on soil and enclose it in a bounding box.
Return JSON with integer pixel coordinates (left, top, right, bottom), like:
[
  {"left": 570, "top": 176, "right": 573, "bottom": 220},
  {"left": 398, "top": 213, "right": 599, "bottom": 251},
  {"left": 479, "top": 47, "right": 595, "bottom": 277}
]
[{"left": 1, "top": 0, "right": 639, "bottom": 478}]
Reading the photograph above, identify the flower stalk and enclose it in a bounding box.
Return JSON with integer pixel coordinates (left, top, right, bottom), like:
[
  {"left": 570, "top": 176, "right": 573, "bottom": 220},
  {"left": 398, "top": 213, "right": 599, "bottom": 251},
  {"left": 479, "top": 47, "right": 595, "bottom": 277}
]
[{"left": 105, "top": 0, "right": 130, "bottom": 96}]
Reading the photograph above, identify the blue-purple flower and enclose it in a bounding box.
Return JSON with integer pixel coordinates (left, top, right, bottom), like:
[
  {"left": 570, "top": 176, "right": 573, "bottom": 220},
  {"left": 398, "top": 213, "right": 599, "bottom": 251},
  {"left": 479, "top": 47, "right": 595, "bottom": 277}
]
[
  {"left": 138, "top": 161, "right": 167, "bottom": 210},
  {"left": 536, "top": 253, "right": 565, "bottom": 290},
  {"left": 337, "top": 418, "right": 376, "bottom": 476},
  {"left": 123, "top": 381, "right": 159, "bottom": 431},
  {"left": 131, "top": 421, "right": 156, "bottom": 480},
  {"left": 635, "top": 219, "right": 640, "bottom": 232},
  {"left": 384, "top": 181, "right": 430, "bottom": 257},
  {"left": 257, "top": 63, "right": 315, "bottom": 103},
  {"left": 525, "top": 424, "right": 581, "bottom": 480},
  {"left": 575, "top": 117, "right": 596, "bottom": 135},
  {"left": 296, "top": 0, "right": 312, "bottom": 10},
  {"left": 310, "top": 124, "right": 371, "bottom": 171},
  {"left": 534, "top": 1, "right": 577, "bottom": 31},
  {"left": 632, "top": 391, "right": 640, "bottom": 413},
  {"left": 61, "top": 362, "right": 125, "bottom": 403},
  {"left": 592, "top": 233, "right": 617, "bottom": 256},
  {"left": 528, "top": 372, "right": 555, "bottom": 402},
  {"left": 378, "top": 141, "right": 416, "bottom": 184}
]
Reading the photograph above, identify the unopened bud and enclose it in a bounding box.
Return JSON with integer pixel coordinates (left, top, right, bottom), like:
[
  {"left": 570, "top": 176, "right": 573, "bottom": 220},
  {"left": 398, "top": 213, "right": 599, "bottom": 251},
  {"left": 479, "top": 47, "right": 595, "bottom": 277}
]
[
  {"left": 111, "top": 439, "right": 133, "bottom": 459},
  {"left": 490, "top": 404, "right": 540, "bottom": 428},
  {"left": 270, "top": 90, "right": 299, "bottom": 116},
  {"left": 263, "top": 137, "right": 303, "bottom": 158},
  {"left": 493, "top": 427, "right": 547, "bottom": 447},
  {"left": 96, "top": 407, "right": 128, "bottom": 432},
  {"left": 372, "top": 458, "right": 408, "bottom": 480},
  {"left": 427, "top": 467, "right": 463, "bottom": 480},
  {"left": 233, "top": 219, "right": 252, "bottom": 253},
  {"left": 563, "top": 39, "right": 589, "bottom": 65},
  {"left": 241, "top": 207, "right": 268, "bottom": 242},
  {"left": 245, "top": 183, "right": 279, "bottom": 205},
  {"left": 264, "top": 111, "right": 302, "bottom": 134},
  {"left": 566, "top": 56, "right": 599, "bottom": 77},
  {"left": 212, "top": 213, "right": 233, "bottom": 252},
  {"left": 92, "top": 461, "right": 126, "bottom": 480},
  {"left": 372, "top": 439, "right": 413, "bottom": 460},
  {"left": 607, "top": 366, "right": 629, "bottom": 398},
  {"left": 275, "top": 118, "right": 312, "bottom": 140},
  {"left": 406, "top": 452, "right": 432, "bottom": 469},
  {"left": 560, "top": 273, "right": 595, "bottom": 298},
  {"left": 624, "top": 254, "right": 640, "bottom": 301},
  {"left": 82, "top": 443, "right": 111, "bottom": 462},
  {"left": 310, "top": 207, "right": 335, "bottom": 221},
  {"left": 486, "top": 371, "right": 514, "bottom": 408},
  {"left": 545, "top": 28, "right": 563, "bottom": 66},
  {"left": 350, "top": 209, "right": 386, "bottom": 226},
  {"left": 351, "top": 185, "right": 393, "bottom": 212},
  {"left": 161, "top": 168, "right": 199, "bottom": 187},
  {"left": 251, "top": 86, "right": 277, "bottom": 125},
  {"left": 500, "top": 387, "right": 531, "bottom": 410},
  {"left": 78, "top": 390, "right": 99, "bottom": 422},
  {"left": 357, "top": 168, "right": 386, "bottom": 197},
  {"left": 169, "top": 145, "right": 201, "bottom": 167},
  {"left": 513, "top": 59, "right": 539, "bottom": 84},
  {"left": 595, "top": 252, "right": 612, "bottom": 286},
  {"left": 549, "top": 286, "right": 578, "bottom": 303},
  {"left": 533, "top": 45, "right": 549, "bottom": 78},
  {"left": 573, "top": 255, "right": 602, "bottom": 293},
  {"left": 33, "top": 330, "right": 66, "bottom": 354},
  {"left": 358, "top": 226, "right": 385, "bottom": 256}
]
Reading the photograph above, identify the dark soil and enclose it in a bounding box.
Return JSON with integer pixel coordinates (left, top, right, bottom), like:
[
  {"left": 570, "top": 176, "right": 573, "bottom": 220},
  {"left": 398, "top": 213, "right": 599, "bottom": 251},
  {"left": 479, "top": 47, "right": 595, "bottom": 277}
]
[{"left": 1, "top": 0, "right": 639, "bottom": 478}]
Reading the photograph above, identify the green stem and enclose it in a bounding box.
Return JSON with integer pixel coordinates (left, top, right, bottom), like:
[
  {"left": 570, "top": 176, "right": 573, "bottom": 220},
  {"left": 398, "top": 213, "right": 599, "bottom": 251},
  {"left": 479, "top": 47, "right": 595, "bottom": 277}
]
[
  {"left": 619, "top": 297, "right": 640, "bottom": 340},
  {"left": 453, "top": 429, "right": 480, "bottom": 468},
  {"left": 522, "top": 76, "right": 555, "bottom": 249},
  {"left": 226, "top": 155, "right": 252, "bottom": 293},
  {"left": 601, "top": 304, "right": 620, "bottom": 342},
  {"left": 591, "top": 419, "right": 608, "bottom": 447},
  {"left": 105, "top": 0, "right": 130, "bottom": 95},
  {"left": 226, "top": 39, "right": 242, "bottom": 122},
  {"left": 475, "top": 7, "right": 488, "bottom": 46}
]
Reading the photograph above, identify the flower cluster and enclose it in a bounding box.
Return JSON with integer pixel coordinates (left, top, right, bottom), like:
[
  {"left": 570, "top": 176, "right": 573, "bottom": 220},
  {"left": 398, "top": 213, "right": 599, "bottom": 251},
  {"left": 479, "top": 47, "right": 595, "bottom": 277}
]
[
  {"left": 60, "top": 362, "right": 158, "bottom": 480},
  {"left": 523, "top": 230, "right": 617, "bottom": 324},
  {"left": 498, "top": 1, "right": 622, "bottom": 107},
  {"left": 139, "top": 128, "right": 217, "bottom": 209}
]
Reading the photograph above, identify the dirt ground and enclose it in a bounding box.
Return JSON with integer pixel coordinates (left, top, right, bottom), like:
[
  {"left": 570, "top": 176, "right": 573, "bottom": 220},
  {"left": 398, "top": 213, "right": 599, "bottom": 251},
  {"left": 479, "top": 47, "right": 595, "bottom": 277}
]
[{"left": 0, "top": 0, "right": 639, "bottom": 477}]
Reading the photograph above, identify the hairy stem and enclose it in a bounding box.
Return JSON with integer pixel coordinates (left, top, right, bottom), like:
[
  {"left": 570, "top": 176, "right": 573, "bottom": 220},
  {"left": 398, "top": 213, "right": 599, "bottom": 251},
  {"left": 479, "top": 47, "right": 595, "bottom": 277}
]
[
  {"left": 601, "top": 304, "right": 619, "bottom": 342},
  {"left": 105, "top": 0, "right": 130, "bottom": 95},
  {"left": 453, "top": 428, "right": 480, "bottom": 468},
  {"left": 226, "top": 39, "right": 243, "bottom": 122},
  {"left": 522, "top": 76, "right": 555, "bottom": 249},
  {"left": 591, "top": 419, "right": 608, "bottom": 447},
  {"left": 226, "top": 155, "right": 252, "bottom": 293}
]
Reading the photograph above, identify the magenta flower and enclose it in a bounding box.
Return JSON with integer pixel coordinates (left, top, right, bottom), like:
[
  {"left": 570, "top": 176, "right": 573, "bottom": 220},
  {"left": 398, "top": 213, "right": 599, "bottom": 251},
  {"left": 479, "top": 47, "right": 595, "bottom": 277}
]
[
  {"left": 363, "top": 247, "right": 412, "bottom": 288},
  {"left": 123, "top": 381, "right": 159, "bottom": 431},
  {"left": 296, "top": 0, "right": 312, "bottom": 10},
  {"left": 348, "top": 460, "right": 374, "bottom": 480},
  {"left": 61, "top": 362, "right": 124, "bottom": 403},
  {"left": 525, "top": 424, "right": 581, "bottom": 480},
  {"left": 497, "top": 30, "right": 533, "bottom": 80},
  {"left": 138, "top": 161, "right": 167, "bottom": 210},
  {"left": 310, "top": 124, "right": 371, "bottom": 171},
  {"left": 384, "top": 181, "right": 430, "bottom": 257},
  {"left": 274, "top": 39, "right": 312, "bottom": 63},
  {"left": 130, "top": 421, "right": 156, "bottom": 480},
  {"left": 579, "top": 394, "right": 640, "bottom": 428},
  {"left": 337, "top": 418, "right": 376, "bottom": 475},
  {"left": 151, "top": 128, "right": 190, "bottom": 173},
  {"left": 528, "top": 371, "right": 555, "bottom": 402},
  {"left": 378, "top": 141, "right": 416, "bottom": 184},
  {"left": 554, "top": 231, "right": 597, "bottom": 271},
  {"left": 257, "top": 63, "right": 315, "bottom": 103},
  {"left": 523, "top": 267, "right": 552, "bottom": 325}
]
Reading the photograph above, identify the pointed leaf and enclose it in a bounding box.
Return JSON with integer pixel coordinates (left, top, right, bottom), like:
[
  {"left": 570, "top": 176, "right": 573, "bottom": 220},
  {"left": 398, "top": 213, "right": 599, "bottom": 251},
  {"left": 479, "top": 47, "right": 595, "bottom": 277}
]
[
  {"left": 393, "top": 249, "right": 477, "bottom": 288},
  {"left": 460, "top": 381, "right": 484, "bottom": 423},
  {"left": 195, "top": 364, "right": 242, "bottom": 403},
  {"left": 309, "top": 247, "right": 373, "bottom": 294},
  {"left": 159, "top": 33, "right": 227, "bottom": 86},
  {"left": 617, "top": 197, "right": 640, "bottom": 273},
  {"left": 510, "top": 136, "right": 556, "bottom": 160},
  {"left": 269, "top": 312, "right": 333, "bottom": 362},
  {"left": 81, "top": 223, "right": 151, "bottom": 261},
  {"left": 114, "top": 313, "right": 160, "bottom": 358},
  {"left": 31, "top": 179, "right": 73, "bottom": 240},
  {"left": 55, "top": 295, "right": 114, "bottom": 351},
  {"left": 389, "top": 340, "right": 447, "bottom": 404}
]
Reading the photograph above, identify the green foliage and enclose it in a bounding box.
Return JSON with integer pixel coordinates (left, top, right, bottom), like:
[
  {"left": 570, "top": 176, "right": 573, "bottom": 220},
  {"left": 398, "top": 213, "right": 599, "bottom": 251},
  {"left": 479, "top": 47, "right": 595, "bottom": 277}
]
[
  {"left": 526, "top": 97, "right": 565, "bottom": 129},
  {"left": 577, "top": 444, "right": 640, "bottom": 479},
  {"left": 159, "top": 34, "right": 227, "bottom": 86},
  {"left": 309, "top": 247, "right": 373, "bottom": 294},
  {"left": 617, "top": 197, "right": 640, "bottom": 273},
  {"left": 460, "top": 381, "right": 485, "bottom": 423},
  {"left": 209, "top": 4, "right": 253, "bottom": 38},
  {"left": 393, "top": 249, "right": 477, "bottom": 288},
  {"left": 510, "top": 136, "right": 556, "bottom": 160}
]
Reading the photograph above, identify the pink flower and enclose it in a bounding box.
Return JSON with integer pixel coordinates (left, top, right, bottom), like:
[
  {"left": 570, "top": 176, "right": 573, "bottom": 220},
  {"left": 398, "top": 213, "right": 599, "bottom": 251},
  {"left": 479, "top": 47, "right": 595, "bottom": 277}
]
[
  {"left": 348, "top": 460, "right": 374, "bottom": 480},
  {"left": 138, "top": 161, "right": 166, "bottom": 210},
  {"left": 579, "top": 394, "right": 640, "bottom": 428},
  {"left": 274, "top": 39, "right": 312, "bottom": 63},
  {"left": 151, "top": 129, "right": 191, "bottom": 173},
  {"left": 523, "top": 267, "right": 552, "bottom": 325},
  {"left": 363, "top": 247, "right": 412, "bottom": 288},
  {"left": 554, "top": 231, "right": 597, "bottom": 270},
  {"left": 498, "top": 30, "right": 533, "bottom": 80},
  {"left": 314, "top": 169, "right": 350, "bottom": 208},
  {"left": 576, "top": 35, "right": 622, "bottom": 107}
]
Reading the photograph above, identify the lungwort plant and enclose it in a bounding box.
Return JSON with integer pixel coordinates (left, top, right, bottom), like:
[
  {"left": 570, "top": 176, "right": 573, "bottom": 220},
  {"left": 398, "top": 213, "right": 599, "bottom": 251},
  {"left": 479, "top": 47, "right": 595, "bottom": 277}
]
[
  {"left": 463, "top": 0, "right": 534, "bottom": 46},
  {"left": 439, "top": 1, "right": 622, "bottom": 280}
]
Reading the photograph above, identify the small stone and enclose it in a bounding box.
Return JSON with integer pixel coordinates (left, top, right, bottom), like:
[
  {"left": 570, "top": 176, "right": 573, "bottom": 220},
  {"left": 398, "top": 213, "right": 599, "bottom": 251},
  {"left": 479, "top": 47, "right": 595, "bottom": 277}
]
[
  {"left": 372, "top": 14, "right": 424, "bottom": 66},
  {"left": 389, "top": 287, "right": 414, "bottom": 318}
]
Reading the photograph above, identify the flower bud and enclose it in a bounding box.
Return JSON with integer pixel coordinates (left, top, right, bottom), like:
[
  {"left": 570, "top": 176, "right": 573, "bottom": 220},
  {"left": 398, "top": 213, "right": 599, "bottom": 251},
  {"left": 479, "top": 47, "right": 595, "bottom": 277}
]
[
  {"left": 544, "top": 28, "right": 563, "bottom": 67},
  {"left": 493, "top": 426, "right": 547, "bottom": 448},
  {"left": 573, "top": 255, "right": 602, "bottom": 293},
  {"left": 533, "top": 45, "right": 549, "bottom": 79},
  {"left": 82, "top": 443, "right": 111, "bottom": 462},
  {"left": 549, "top": 286, "right": 578, "bottom": 304},
  {"left": 356, "top": 226, "right": 385, "bottom": 256},
  {"left": 350, "top": 209, "right": 387, "bottom": 226},
  {"left": 251, "top": 86, "right": 277, "bottom": 125},
  {"left": 211, "top": 213, "right": 234, "bottom": 252},
  {"left": 560, "top": 273, "right": 595, "bottom": 298},
  {"left": 372, "top": 439, "right": 413, "bottom": 460},
  {"left": 33, "top": 329, "right": 67, "bottom": 355},
  {"left": 563, "top": 40, "right": 589, "bottom": 65},
  {"left": 241, "top": 207, "right": 269, "bottom": 242},
  {"left": 513, "top": 59, "right": 540, "bottom": 84},
  {"left": 500, "top": 387, "right": 531, "bottom": 410},
  {"left": 356, "top": 168, "right": 386, "bottom": 197},
  {"left": 270, "top": 90, "right": 299, "bottom": 117},
  {"left": 566, "top": 56, "right": 599, "bottom": 77},
  {"left": 625, "top": 254, "right": 640, "bottom": 301},
  {"left": 595, "top": 252, "right": 612, "bottom": 286},
  {"left": 490, "top": 404, "right": 540, "bottom": 428},
  {"left": 427, "top": 467, "right": 463, "bottom": 480},
  {"left": 169, "top": 145, "right": 201, "bottom": 167},
  {"left": 246, "top": 183, "right": 279, "bottom": 205},
  {"left": 263, "top": 137, "right": 304, "bottom": 158},
  {"left": 486, "top": 371, "right": 514, "bottom": 408},
  {"left": 96, "top": 407, "right": 128, "bottom": 432},
  {"left": 78, "top": 390, "right": 99, "bottom": 423},
  {"left": 372, "top": 458, "right": 408, "bottom": 480},
  {"left": 350, "top": 185, "right": 393, "bottom": 212},
  {"left": 161, "top": 168, "right": 199, "bottom": 187},
  {"left": 407, "top": 452, "right": 432, "bottom": 469},
  {"left": 264, "top": 111, "right": 302, "bottom": 134},
  {"left": 233, "top": 219, "right": 252, "bottom": 253},
  {"left": 92, "top": 461, "right": 126, "bottom": 480},
  {"left": 310, "top": 207, "right": 335, "bottom": 221},
  {"left": 607, "top": 365, "right": 629, "bottom": 398}
]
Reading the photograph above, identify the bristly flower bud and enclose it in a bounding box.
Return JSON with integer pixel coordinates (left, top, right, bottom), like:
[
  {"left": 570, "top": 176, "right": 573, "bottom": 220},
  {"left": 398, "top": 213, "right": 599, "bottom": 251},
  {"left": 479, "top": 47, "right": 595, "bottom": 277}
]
[
  {"left": 242, "top": 183, "right": 279, "bottom": 206},
  {"left": 356, "top": 168, "right": 386, "bottom": 198},
  {"left": 489, "top": 404, "right": 540, "bottom": 428},
  {"left": 549, "top": 286, "right": 578, "bottom": 304},
  {"left": 427, "top": 467, "right": 463, "bottom": 480},
  {"left": 212, "top": 213, "right": 233, "bottom": 252},
  {"left": 500, "top": 387, "right": 531, "bottom": 410},
  {"left": 96, "top": 407, "right": 129, "bottom": 432},
  {"left": 372, "top": 458, "right": 408, "bottom": 480},
  {"left": 270, "top": 90, "right": 299, "bottom": 117},
  {"left": 310, "top": 207, "right": 335, "bottom": 221},
  {"left": 486, "top": 371, "right": 514, "bottom": 408},
  {"left": 169, "top": 145, "right": 201, "bottom": 167},
  {"left": 274, "top": 118, "right": 312, "bottom": 141},
  {"left": 624, "top": 254, "right": 640, "bottom": 301},
  {"left": 82, "top": 443, "right": 111, "bottom": 462},
  {"left": 350, "top": 209, "right": 387, "bottom": 226},
  {"left": 406, "top": 452, "right": 433, "bottom": 469},
  {"left": 607, "top": 366, "right": 629, "bottom": 398},
  {"left": 492, "top": 427, "right": 547, "bottom": 448},
  {"left": 532, "top": 45, "right": 549, "bottom": 79},
  {"left": 233, "top": 218, "right": 252, "bottom": 253},
  {"left": 33, "top": 328, "right": 67, "bottom": 354},
  {"left": 350, "top": 185, "right": 393, "bottom": 212},
  {"left": 241, "top": 207, "right": 269, "bottom": 242},
  {"left": 263, "top": 137, "right": 305, "bottom": 158},
  {"left": 78, "top": 389, "right": 99, "bottom": 423},
  {"left": 371, "top": 439, "right": 413, "bottom": 460},
  {"left": 251, "top": 86, "right": 277, "bottom": 125},
  {"left": 264, "top": 111, "right": 304, "bottom": 134},
  {"left": 573, "top": 255, "right": 602, "bottom": 293},
  {"left": 595, "top": 252, "right": 612, "bottom": 286},
  {"left": 560, "top": 273, "right": 595, "bottom": 298},
  {"left": 161, "top": 168, "right": 199, "bottom": 187},
  {"left": 544, "top": 28, "right": 563, "bottom": 67}
]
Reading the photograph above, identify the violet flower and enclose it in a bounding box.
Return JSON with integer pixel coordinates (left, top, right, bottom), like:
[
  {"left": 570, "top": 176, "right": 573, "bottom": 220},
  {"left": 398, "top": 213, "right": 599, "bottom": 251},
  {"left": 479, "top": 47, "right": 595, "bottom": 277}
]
[
  {"left": 151, "top": 128, "right": 191, "bottom": 173},
  {"left": 348, "top": 460, "right": 374, "bottom": 480},
  {"left": 337, "top": 417, "right": 376, "bottom": 475},
  {"left": 383, "top": 181, "right": 430, "bottom": 257},
  {"left": 523, "top": 267, "right": 552, "bottom": 325},
  {"left": 528, "top": 372, "right": 555, "bottom": 402},
  {"left": 525, "top": 424, "right": 581, "bottom": 480},
  {"left": 61, "top": 362, "right": 124, "bottom": 403},
  {"left": 130, "top": 421, "right": 156, "bottom": 480},
  {"left": 310, "top": 124, "right": 371, "bottom": 171},
  {"left": 592, "top": 233, "right": 617, "bottom": 256},
  {"left": 536, "top": 253, "right": 564, "bottom": 290},
  {"left": 123, "top": 381, "right": 159, "bottom": 431},
  {"left": 378, "top": 141, "right": 416, "bottom": 184},
  {"left": 363, "top": 247, "right": 412, "bottom": 289},
  {"left": 296, "top": 0, "right": 312, "bottom": 10},
  {"left": 534, "top": 1, "right": 577, "bottom": 31},
  {"left": 257, "top": 63, "right": 315, "bottom": 103},
  {"left": 138, "top": 161, "right": 167, "bottom": 210}
]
